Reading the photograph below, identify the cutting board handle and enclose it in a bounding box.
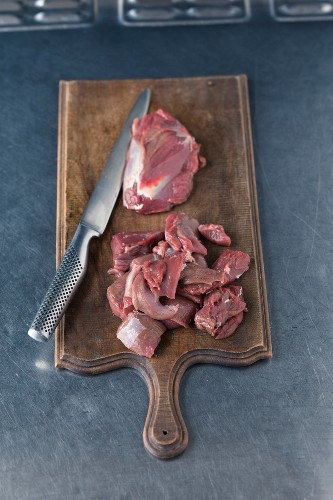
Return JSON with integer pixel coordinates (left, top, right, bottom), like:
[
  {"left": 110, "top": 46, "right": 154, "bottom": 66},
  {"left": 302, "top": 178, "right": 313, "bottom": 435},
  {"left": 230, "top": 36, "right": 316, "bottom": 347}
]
[{"left": 142, "top": 359, "right": 188, "bottom": 459}]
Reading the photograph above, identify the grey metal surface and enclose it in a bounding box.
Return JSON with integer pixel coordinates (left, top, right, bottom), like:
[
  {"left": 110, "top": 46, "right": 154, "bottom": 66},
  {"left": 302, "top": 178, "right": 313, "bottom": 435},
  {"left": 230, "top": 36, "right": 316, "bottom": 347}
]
[{"left": 1, "top": 20, "right": 333, "bottom": 500}]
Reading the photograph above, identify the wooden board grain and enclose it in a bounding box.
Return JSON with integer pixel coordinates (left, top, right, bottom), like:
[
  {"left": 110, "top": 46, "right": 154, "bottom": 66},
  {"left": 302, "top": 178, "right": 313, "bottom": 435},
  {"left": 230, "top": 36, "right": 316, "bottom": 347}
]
[{"left": 55, "top": 76, "right": 271, "bottom": 459}]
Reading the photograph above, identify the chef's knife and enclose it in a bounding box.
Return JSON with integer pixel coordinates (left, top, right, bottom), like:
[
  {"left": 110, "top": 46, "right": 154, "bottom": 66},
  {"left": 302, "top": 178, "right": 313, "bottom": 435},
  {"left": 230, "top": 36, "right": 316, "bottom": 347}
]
[{"left": 28, "top": 88, "right": 151, "bottom": 342}]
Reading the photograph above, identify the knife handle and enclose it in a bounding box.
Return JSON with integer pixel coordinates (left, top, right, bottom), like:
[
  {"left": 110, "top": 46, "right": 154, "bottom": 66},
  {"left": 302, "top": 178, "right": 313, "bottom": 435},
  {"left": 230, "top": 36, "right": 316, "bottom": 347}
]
[{"left": 28, "top": 224, "right": 99, "bottom": 342}]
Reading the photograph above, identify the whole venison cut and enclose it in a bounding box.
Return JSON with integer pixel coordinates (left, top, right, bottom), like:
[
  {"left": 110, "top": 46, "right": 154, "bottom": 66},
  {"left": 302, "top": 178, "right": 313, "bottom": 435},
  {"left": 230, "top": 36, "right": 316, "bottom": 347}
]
[{"left": 122, "top": 110, "right": 206, "bottom": 214}]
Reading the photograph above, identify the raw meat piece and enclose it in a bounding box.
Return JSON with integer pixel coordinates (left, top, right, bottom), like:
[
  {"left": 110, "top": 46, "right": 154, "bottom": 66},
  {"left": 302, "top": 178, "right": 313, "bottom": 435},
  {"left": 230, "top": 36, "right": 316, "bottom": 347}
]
[
  {"left": 107, "top": 268, "right": 125, "bottom": 278},
  {"left": 176, "top": 289, "right": 203, "bottom": 305},
  {"left": 215, "top": 312, "right": 244, "bottom": 339},
  {"left": 161, "top": 295, "right": 197, "bottom": 329},
  {"left": 142, "top": 259, "right": 167, "bottom": 291},
  {"left": 177, "top": 282, "right": 214, "bottom": 296},
  {"left": 212, "top": 249, "right": 250, "bottom": 285},
  {"left": 194, "top": 287, "right": 247, "bottom": 339},
  {"left": 198, "top": 224, "right": 231, "bottom": 247},
  {"left": 117, "top": 312, "right": 166, "bottom": 358},
  {"left": 132, "top": 272, "right": 178, "bottom": 320},
  {"left": 179, "top": 264, "right": 224, "bottom": 285},
  {"left": 152, "top": 240, "right": 170, "bottom": 258},
  {"left": 165, "top": 213, "right": 207, "bottom": 257},
  {"left": 110, "top": 230, "right": 164, "bottom": 272},
  {"left": 192, "top": 253, "right": 208, "bottom": 267},
  {"left": 123, "top": 254, "right": 159, "bottom": 311},
  {"left": 177, "top": 263, "right": 226, "bottom": 297},
  {"left": 107, "top": 273, "right": 134, "bottom": 321},
  {"left": 228, "top": 285, "right": 245, "bottom": 303},
  {"left": 123, "top": 109, "right": 206, "bottom": 214},
  {"left": 153, "top": 253, "right": 184, "bottom": 299}
]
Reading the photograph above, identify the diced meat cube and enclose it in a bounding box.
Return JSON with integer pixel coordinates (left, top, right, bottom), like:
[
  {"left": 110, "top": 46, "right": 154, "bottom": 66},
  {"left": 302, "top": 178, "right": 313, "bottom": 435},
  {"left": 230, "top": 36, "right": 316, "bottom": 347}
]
[
  {"left": 110, "top": 230, "right": 164, "bottom": 272},
  {"left": 194, "top": 287, "right": 247, "bottom": 339},
  {"left": 117, "top": 312, "right": 166, "bottom": 358},
  {"left": 161, "top": 295, "right": 197, "bottom": 329},
  {"left": 123, "top": 109, "right": 206, "bottom": 214},
  {"left": 198, "top": 224, "right": 231, "bottom": 246},
  {"left": 107, "top": 273, "right": 134, "bottom": 321},
  {"left": 165, "top": 213, "right": 207, "bottom": 257},
  {"left": 212, "top": 249, "right": 250, "bottom": 284}
]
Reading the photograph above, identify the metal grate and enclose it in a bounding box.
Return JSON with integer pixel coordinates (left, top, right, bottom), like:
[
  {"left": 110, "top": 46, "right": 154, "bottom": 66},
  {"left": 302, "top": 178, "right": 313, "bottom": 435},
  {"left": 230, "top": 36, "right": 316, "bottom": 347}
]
[
  {"left": 118, "top": 0, "right": 251, "bottom": 25},
  {"left": 31, "top": 245, "right": 83, "bottom": 339},
  {"left": 0, "top": 0, "right": 97, "bottom": 31},
  {"left": 270, "top": 0, "right": 333, "bottom": 20}
]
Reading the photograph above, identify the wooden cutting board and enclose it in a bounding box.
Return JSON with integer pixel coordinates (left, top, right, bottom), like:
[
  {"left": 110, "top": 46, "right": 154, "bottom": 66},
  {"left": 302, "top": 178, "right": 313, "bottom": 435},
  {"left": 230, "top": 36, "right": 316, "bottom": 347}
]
[{"left": 55, "top": 76, "right": 271, "bottom": 459}]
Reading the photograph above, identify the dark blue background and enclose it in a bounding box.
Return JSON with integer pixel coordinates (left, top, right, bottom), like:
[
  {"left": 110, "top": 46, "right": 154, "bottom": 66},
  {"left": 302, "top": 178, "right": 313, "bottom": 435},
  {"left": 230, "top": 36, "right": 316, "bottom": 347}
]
[{"left": 1, "top": 20, "right": 333, "bottom": 499}]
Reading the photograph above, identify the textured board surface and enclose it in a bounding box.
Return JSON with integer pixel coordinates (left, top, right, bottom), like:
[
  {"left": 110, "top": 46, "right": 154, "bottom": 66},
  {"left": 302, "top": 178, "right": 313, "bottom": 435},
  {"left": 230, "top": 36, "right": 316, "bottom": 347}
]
[{"left": 55, "top": 76, "right": 271, "bottom": 458}]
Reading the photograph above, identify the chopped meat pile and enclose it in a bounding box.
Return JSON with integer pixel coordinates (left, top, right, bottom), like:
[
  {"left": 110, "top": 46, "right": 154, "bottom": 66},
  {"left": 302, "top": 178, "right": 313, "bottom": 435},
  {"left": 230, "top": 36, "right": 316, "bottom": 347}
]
[
  {"left": 122, "top": 109, "right": 206, "bottom": 214},
  {"left": 107, "top": 213, "right": 251, "bottom": 358}
]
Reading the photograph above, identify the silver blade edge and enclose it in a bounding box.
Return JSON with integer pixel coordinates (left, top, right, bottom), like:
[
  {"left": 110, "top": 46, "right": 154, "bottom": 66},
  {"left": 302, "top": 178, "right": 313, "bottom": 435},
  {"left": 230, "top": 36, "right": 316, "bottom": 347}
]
[{"left": 80, "top": 88, "right": 151, "bottom": 234}]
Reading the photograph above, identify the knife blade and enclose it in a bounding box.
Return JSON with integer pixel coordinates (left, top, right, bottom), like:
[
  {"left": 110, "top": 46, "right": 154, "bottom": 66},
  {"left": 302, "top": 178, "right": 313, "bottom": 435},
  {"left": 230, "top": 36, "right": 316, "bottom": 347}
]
[{"left": 28, "top": 88, "right": 151, "bottom": 342}]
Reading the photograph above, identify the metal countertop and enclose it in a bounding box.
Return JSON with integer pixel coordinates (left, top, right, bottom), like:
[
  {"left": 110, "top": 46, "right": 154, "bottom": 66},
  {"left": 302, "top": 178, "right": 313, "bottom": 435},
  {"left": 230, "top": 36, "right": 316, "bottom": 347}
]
[{"left": 0, "top": 20, "right": 332, "bottom": 500}]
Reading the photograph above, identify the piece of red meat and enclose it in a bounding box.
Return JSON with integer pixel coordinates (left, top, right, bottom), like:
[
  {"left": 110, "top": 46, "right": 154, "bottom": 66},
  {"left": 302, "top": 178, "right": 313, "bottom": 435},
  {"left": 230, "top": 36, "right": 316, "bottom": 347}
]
[
  {"left": 228, "top": 285, "right": 246, "bottom": 304},
  {"left": 177, "top": 282, "right": 214, "bottom": 296},
  {"left": 117, "top": 312, "right": 166, "bottom": 358},
  {"left": 194, "top": 287, "right": 247, "bottom": 339},
  {"left": 152, "top": 253, "right": 184, "bottom": 299},
  {"left": 176, "top": 263, "right": 226, "bottom": 297},
  {"left": 152, "top": 240, "right": 170, "bottom": 258},
  {"left": 192, "top": 253, "right": 208, "bottom": 267},
  {"left": 212, "top": 249, "right": 250, "bottom": 284},
  {"left": 132, "top": 272, "right": 178, "bottom": 320},
  {"left": 123, "top": 109, "right": 206, "bottom": 214},
  {"left": 161, "top": 295, "right": 197, "bottom": 329},
  {"left": 123, "top": 254, "right": 159, "bottom": 311},
  {"left": 165, "top": 213, "right": 207, "bottom": 257},
  {"left": 179, "top": 264, "right": 224, "bottom": 285},
  {"left": 176, "top": 289, "right": 203, "bottom": 305},
  {"left": 198, "top": 224, "right": 231, "bottom": 247},
  {"left": 107, "top": 272, "right": 134, "bottom": 321},
  {"left": 142, "top": 259, "right": 167, "bottom": 291},
  {"left": 110, "top": 230, "right": 164, "bottom": 273},
  {"left": 107, "top": 268, "right": 125, "bottom": 278},
  {"left": 215, "top": 312, "right": 244, "bottom": 339}
]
